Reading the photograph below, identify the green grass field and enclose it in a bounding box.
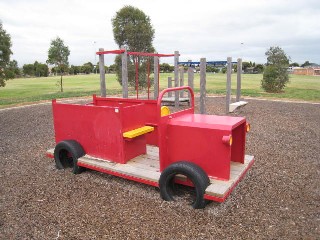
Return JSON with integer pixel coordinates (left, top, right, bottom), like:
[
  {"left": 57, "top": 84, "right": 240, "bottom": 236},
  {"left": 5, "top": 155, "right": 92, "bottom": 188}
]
[{"left": 0, "top": 73, "right": 319, "bottom": 108}]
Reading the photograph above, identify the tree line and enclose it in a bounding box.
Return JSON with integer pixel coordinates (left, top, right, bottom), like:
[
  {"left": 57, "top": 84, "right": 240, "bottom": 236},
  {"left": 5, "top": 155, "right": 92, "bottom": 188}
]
[
  {"left": 3, "top": 58, "right": 282, "bottom": 79},
  {"left": 0, "top": 60, "right": 118, "bottom": 78}
]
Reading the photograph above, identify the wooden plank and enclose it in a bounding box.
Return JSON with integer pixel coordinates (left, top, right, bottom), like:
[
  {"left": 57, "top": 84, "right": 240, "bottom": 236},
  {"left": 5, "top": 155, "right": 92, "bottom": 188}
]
[
  {"left": 168, "top": 77, "right": 172, "bottom": 97},
  {"left": 146, "top": 145, "right": 159, "bottom": 156},
  {"left": 48, "top": 144, "right": 253, "bottom": 199},
  {"left": 206, "top": 155, "right": 254, "bottom": 197},
  {"left": 245, "top": 155, "right": 254, "bottom": 162},
  {"left": 99, "top": 48, "right": 106, "bottom": 97},
  {"left": 174, "top": 51, "right": 179, "bottom": 107},
  {"left": 162, "top": 97, "right": 190, "bottom": 103},
  {"left": 230, "top": 170, "right": 243, "bottom": 181},
  {"left": 236, "top": 58, "right": 242, "bottom": 102},
  {"left": 78, "top": 157, "right": 116, "bottom": 169},
  {"left": 200, "top": 58, "right": 206, "bottom": 114},
  {"left": 112, "top": 164, "right": 160, "bottom": 182},
  {"left": 230, "top": 161, "right": 249, "bottom": 174},
  {"left": 179, "top": 67, "right": 184, "bottom": 97},
  {"left": 79, "top": 156, "right": 160, "bottom": 182},
  {"left": 226, "top": 57, "right": 232, "bottom": 113},
  {"left": 130, "top": 156, "right": 159, "bottom": 168},
  {"left": 229, "top": 101, "right": 248, "bottom": 112},
  {"left": 188, "top": 67, "right": 194, "bottom": 101},
  {"left": 154, "top": 56, "right": 159, "bottom": 99},
  {"left": 147, "top": 145, "right": 159, "bottom": 153},
  {"left": 121, "top": 46, "right": 128, "bottom": 98},
  {"left": 206, "top": 183, "right": 230, "bottom": 197},
  {"left": 126, "top": 161, "right": 159, "bottom": 172}
]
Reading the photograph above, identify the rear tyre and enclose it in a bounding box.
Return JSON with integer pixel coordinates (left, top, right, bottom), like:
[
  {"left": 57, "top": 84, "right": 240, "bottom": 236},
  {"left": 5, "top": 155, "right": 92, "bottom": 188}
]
[
  {"left": 54, "top": 140, "right": 85, "bottom": 174},
  {"left": 159, "top": 161, "right": 210, "bottom": 209}
]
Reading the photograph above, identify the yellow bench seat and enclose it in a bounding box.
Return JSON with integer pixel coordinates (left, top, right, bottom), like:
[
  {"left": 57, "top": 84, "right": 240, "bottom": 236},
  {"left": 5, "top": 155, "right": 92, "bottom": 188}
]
[{"left": 123, "top": 126, "right": 154, "bottom": 139}]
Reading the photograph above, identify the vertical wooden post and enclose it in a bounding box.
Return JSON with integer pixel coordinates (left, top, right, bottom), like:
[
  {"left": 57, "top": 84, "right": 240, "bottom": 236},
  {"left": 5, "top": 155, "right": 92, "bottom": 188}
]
[
  {"left": 98, "top": 48, "right": 106, "bottom": 97},
  {"left": 168, "top": 77, "right": 172, "bottom": 97},
  {"left": 174, "top": 51, "right": 179, "bottom": 107},
  {"left": 200, "top": 58, "right": 206, "bottom": 114},
  {"left": 121, "top": 46, "right": 128, "bottom": 98},
  {"left": 179, "top": 67, "right": 184, "bottom": 97},
  {"left": 226, "top": 57, "right": 232, "bottom": 113},
  {"left": 236, "top": 58, "right": 242, "bottom": 102},
  {"left": 154, "top": 56, "right": 159, "bottom": 99},
  {"left": 188, "top": 67, "right": 194, "bottom": 101}
]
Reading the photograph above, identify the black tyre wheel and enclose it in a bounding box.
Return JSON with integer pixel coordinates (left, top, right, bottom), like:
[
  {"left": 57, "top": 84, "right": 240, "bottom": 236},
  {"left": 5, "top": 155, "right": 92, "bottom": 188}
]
[
  {"left": 54, "top": 140, "right": 85, "bottom": 174},
  {"left": 159, "top": 161, "right": 210, "bottom": 209}
]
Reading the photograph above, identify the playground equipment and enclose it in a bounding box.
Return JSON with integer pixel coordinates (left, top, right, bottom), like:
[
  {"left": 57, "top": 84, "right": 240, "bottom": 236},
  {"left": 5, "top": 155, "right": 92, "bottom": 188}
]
[
  {"left": 179, "top": 58, "right": 248, "bottom": 113},
  {"left": 226, "top": 57, "right": 248, "bottom": 113},
  {"left": 97, "top": 47, "right": 176, "bottom": 100},
  {"left": 46, "top": 61, "right": 254, "bottom": 208},
  {"left": 98, "top": 48, "right": 247, "bottom": 114}
]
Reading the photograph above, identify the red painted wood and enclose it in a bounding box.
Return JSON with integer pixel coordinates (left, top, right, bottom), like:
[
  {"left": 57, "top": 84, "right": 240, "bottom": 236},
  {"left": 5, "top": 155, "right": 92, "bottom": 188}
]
[
  {"left": 77, "top": 162, "right": 159, "bottom": 187},
  {"left": 127, "top": 52, "right": 175, "bottom": 57},
  {"left": 204, "top": 157, "right": 255, "bottom": 201},
  {"left": 50, "top": 87, "right": 253, "bottom": 203},
  {"left": 96, "top": 49, "right": 125, "bottom": 55},
  {"left": 95, "top": 49, "right": 175, "bottom": 58},
  {"left": 52, "top": 98, "right": 147, "bottom": 164}
]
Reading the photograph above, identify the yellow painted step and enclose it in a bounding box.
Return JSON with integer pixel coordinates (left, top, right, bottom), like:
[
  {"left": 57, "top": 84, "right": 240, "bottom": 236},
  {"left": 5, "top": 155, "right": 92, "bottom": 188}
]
[{"left": 123, "top": 126, "right": 154, "bottom": 139}]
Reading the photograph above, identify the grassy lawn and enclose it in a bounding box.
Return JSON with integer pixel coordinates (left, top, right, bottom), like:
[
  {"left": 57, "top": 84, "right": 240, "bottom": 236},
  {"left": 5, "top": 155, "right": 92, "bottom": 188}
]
[{"left": 0, "top": 73, "right": 319, "bottom": 108}]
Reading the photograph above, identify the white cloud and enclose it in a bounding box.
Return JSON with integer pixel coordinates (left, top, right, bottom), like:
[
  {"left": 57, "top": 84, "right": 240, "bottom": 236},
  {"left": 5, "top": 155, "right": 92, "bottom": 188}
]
[{"left": 0, "top": 0, "right": 319, "bottom": 66}]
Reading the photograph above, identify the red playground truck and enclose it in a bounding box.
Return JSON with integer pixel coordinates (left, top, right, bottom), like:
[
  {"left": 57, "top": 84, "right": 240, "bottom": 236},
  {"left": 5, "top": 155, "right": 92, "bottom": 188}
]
[{"left": 46, "top": 87, "right": 254, "bottom": 209}]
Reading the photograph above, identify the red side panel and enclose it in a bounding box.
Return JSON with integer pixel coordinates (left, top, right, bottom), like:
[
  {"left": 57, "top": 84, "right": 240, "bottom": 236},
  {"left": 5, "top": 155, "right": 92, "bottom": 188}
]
[
  {"left": 52, "top": 100, "right": 147, "bottom": 164},
  {"left": 53, "top": 103, "right": 122, "bottom": 161},
  {"left": 166, "top": 124, "right": 231, "bottom": 180},
  {"left": 231, "top": 121, "right": 246, "bottom": 163},
  {"left": 93, "top": 97, "right": 159, "bottom": 146},
  {"left": 160, "top": 113, "right": 246, "bottom": 180}
]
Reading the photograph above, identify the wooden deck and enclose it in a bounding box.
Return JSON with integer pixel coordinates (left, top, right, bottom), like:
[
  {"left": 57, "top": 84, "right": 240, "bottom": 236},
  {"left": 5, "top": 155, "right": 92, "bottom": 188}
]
[
  {"left": 47, "top": 146, "right": 254, "bottom": 200},
  {"left": 205, "top": 155, "right": 254, "bottom": 198}
]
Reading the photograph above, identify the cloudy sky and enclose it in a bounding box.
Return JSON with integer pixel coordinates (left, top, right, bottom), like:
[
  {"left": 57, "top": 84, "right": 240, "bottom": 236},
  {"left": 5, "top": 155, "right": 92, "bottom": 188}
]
[{"left": 1, "top": 0, "right": 319, "bottom": 66}]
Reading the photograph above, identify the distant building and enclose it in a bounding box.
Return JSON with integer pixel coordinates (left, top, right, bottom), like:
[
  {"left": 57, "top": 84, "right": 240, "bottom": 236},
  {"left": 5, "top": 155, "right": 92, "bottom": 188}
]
[{"left": 293, "top": 66, "right": 320, "bottom": 76}]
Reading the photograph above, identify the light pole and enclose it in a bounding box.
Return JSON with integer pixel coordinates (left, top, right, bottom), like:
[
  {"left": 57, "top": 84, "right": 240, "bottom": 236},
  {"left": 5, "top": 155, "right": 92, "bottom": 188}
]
[{"left": 241, "top": 42, "right": 244, "bottom": 58}]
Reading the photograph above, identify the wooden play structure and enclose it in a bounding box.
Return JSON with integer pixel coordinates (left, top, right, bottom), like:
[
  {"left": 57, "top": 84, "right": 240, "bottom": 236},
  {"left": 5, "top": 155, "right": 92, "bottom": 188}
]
[
  {"left": 46, "top": 49, "right": 254, "bottom": 209},
  {"left": 98, "top": 48, "right": 248, "bottom": 114},
  {"left": 226, "top": 57, "right": 248, "bottom": 113}
]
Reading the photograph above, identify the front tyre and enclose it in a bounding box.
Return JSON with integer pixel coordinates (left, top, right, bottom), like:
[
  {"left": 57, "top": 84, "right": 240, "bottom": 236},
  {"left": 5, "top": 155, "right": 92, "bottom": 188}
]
[
  {"left": 54, "top": 140, "right": 85, "bottom": 174},
  {"left": 159, "top": 161, "right": 210, "bottom": 209}
]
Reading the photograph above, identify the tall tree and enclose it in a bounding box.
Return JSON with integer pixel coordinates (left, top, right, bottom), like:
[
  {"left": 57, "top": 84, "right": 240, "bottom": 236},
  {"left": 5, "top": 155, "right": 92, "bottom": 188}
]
[
  {"left": 0, "top": 22, "right": 14, "bottom": 87},
  {"left": 47, "top": 37, "right": 70, "bottom": 92},
  {"left": 112, "top": 6, "right": 155, "bottom": 88},
  {"left": 261, "top": 46, "right": 290, "bottom": 93}
]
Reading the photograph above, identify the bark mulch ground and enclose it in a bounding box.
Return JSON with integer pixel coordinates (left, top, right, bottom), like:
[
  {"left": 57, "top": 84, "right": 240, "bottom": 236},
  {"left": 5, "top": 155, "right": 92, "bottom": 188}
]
[{"left": 0, "top": 97, "right": 319, "bottom": 239}]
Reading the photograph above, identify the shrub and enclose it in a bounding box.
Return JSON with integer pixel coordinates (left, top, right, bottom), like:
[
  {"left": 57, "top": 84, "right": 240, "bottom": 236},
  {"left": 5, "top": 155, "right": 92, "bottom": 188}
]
[{"left": 261, "top": 65, "right": 289, "bottom": 92}]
